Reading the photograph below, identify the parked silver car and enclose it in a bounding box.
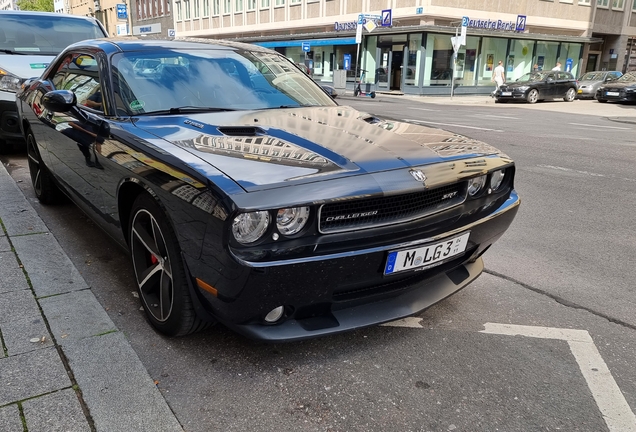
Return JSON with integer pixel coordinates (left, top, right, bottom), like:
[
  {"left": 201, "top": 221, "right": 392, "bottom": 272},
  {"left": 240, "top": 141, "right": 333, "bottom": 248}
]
[{"left": 576, "top": 71, "right": 622, "bottom": 99}]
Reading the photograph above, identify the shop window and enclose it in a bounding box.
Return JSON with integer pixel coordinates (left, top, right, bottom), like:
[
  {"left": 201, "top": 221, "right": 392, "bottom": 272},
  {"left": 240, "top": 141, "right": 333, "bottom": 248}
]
[
  {"left": 559, "top": 42, "right": 582, "bottom": 77},
  {"left": 423, "top": 34, "right": 453, "bottom": 86},
  {"left": 535, "top": 41, "right": 559, "bottom": 73},
  {"left": 454, "top": 36, "right": 480, "bottom": 87},
  {"left": 405, "top": 33, "right": 422, "bottom": 87},
  {"left": 505, "top": 39, "right": 535, "bottom": 82},
  {"left": 478, "top": 37, "right": 507, "bottom": 86}
]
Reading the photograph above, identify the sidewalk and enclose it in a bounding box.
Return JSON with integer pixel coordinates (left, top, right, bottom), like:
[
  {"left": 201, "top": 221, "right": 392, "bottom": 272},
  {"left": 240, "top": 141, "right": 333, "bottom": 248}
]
[{"left": 0, "top": 163, "right": 183, "bottom": 431}]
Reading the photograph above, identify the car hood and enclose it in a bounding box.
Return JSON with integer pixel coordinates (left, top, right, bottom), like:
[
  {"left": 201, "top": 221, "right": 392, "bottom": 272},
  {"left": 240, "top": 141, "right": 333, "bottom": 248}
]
[
  {"left": 578, "top": 80, "right": 602, "bottom": 86},
  {"left": 601, "top": 82, "right": 636, "bottom": 89},
  {"left": 132, "top": 106, "right": 504, "bottom": 192},
  {"left": 0, "top": 55, "right": 53, "bottom": 79}
]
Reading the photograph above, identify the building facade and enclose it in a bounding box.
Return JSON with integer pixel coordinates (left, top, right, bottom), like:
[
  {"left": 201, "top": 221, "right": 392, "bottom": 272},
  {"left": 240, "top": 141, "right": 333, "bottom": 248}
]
[
  {"left": 0, "top": 0, "right": 18, "bottom": 10},
  {"left": 169, "top": 0, "right": 636, "bottom": 94}
]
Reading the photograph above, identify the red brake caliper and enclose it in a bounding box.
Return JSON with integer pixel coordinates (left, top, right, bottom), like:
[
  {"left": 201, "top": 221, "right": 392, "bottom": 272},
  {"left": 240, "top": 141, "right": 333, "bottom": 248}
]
[{"left": 150, "top": 254, "right": 158, "bottom": 265}]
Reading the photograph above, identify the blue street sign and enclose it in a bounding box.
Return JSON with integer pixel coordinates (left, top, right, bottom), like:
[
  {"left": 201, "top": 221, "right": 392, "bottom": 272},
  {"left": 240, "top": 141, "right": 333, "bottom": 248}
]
[
  {"left": 516, "top": 15, "right": 526, "bottom": 32},
  {"left": 116, "top": 3, "right": 128, "bottom": 20},
  {"left": 168, "top": 29, "right": 176, "bottom": 37},
  {"left": 565, "top": 58, "right": 573, "bottom": 72},
  {"left": 381, "top": 9, "right": 392, "bottom": 27},
  {"left": 462, "top": 16, "right": 469, "bottom": 27},
  {"left": 358, "top": 14, "right": 364, "bottom": 25},
  {"left": 343, "top": 54, "right": 351, "bottom": 71},
  {"left": 415, "top": 7, "right": 423, "bottom": 14},
  {"left": 302, "top": 42, "right": 310, "bottom": 52}
]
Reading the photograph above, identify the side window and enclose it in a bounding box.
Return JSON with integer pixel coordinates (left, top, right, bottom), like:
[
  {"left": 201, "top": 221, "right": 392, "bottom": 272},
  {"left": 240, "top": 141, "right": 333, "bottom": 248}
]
[{"left": 52, "top": 53, "right": 103, "bottom": 112}]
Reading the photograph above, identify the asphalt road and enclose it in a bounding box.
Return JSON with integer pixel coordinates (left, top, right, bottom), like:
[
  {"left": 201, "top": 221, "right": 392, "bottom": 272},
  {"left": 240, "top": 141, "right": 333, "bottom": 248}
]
[{"left": 2, "top": 97, "right": 635, "bottom": 432}]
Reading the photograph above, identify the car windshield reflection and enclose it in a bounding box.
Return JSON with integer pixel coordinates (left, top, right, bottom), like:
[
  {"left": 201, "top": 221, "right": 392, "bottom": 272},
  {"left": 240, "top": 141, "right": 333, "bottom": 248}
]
[
  {"left": 112, "top": 49, "right": 337, "bottom": 115},
  {"left": 616, "top": 72, "right": 636, "bottom": 82},
  {"left": 516, "top": 72, "right": 549, "bottom": 83}
]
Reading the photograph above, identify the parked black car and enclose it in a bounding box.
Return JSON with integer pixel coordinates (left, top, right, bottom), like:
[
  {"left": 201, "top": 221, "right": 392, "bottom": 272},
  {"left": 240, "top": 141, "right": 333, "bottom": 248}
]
[
  {"left": 17, "top": 38, "right": 519, "bottom": 341},
  {"left": 495, "top": 71, "right": 578, "bottom": 104},
  {"left": 595, "top": 72, "right": 636, "bottom": 103}
]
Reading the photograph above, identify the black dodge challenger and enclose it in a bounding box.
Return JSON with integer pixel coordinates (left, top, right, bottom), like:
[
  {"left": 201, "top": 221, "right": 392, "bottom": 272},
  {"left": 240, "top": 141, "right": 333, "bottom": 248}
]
[{"left": 17, "top": 38, "right": 520, "bottom": 341}]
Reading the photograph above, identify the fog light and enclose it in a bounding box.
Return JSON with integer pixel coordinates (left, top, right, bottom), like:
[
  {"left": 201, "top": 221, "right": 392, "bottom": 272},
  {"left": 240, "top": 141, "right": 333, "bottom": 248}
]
[{"left": 264, "top": 306, "right": 285, "bottom": 323}]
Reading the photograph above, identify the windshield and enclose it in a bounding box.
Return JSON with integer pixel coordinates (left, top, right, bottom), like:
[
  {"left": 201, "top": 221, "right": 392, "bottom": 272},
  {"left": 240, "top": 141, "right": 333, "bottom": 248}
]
[
  {"left": 580, "top": 72, "right": 605, "bottom": 81},
  {"left": 0, "top": 14, "right": 106, "bottom": 56},
  {"left": 616, "top": 72, "right": 636, "bottom": 82},
  {"left": 111, "top": 48, "right": 337, "bottom": 114},
  {"left": 516, "top": 72, "right": 549, "bottom": 83}
]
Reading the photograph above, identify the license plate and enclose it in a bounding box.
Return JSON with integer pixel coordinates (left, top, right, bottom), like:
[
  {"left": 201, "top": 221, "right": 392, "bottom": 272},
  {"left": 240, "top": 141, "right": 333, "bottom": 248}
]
[
  {"left": 384, "top": 232, "right": 470, "bottom": 275},
  {"left": 501, "top": 91, "right": 512, "bottom": 96},
  {"left": 606, "top": 91, "right": 620, "bottom": 96},
  {"left": 577, "top": 89, "right": 583, "bottom": 93}
]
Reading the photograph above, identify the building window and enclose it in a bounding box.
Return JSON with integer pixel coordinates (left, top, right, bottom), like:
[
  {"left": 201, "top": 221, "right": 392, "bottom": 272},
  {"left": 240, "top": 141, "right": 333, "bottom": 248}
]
[
  {"left": 167, "top": 0, "right": 171, "bottom": 13},
  {"left": 291, "top": 0, "right": 300, "bottom": 3},
  {"left": 633, "top": 0, "right": 636, "bottom": 9},
  {"left": 261, "top": 0, "right": 270, "bottom": 7},
  {"left": 247, "top": 0, "right": 255, "bottom": 9},
  {"left": 578, "top": 0, "right": 591, "bottom": 5},
  {"left": 275, "top": 0, "right": 284, "bottom": 6},
  {"left": 235, "top": 0, "right": 242, "bottom": 11},
  {"left": 203, "top": 0, "right": 209, "bottom": 15},
  {"left": 194, "top": 0, "right": 200, "bottom": 16},
  {"left": 597, "top": 0, "right": 609, "bottom": 7},
  {"left": 176, "top": 1, "right": 182, "bottom": 19},
  {"left": 184, "top": 0, "right": 190, "bottom": 18},
  {"left": 224, "top": 0, "right": 231, "bottom": 13},
  {"left": 612, "top": 0, "right": 624, "bottom": 8},
  {"left": 213, "top": 0, "right": 219, "bottom": 14}
]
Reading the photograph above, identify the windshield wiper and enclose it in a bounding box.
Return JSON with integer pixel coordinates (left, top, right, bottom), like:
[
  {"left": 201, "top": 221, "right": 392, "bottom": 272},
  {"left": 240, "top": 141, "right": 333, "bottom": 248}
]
[
  {"left": 0, "top": 49, "right": 27, "bottom": 55},
  {"left": 136, "top": 106, "right": 237, "bottom": 116}
]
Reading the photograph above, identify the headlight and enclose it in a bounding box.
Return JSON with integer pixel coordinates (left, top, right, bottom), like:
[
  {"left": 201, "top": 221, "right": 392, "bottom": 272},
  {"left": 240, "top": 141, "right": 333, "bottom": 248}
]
[
  {"left": 489, "top": 170, "right": 506, "bottom": 191},
  {"left": 0, "top": 68, "right": 24, "bottom": 93},
  {"left": 467, "top": 175, "right": 487, "bottom": 196},
  {"left": 232, "top": 211, "right": 270, "bottom": 244},
  {"left": 276, "top": 206, "right": 310, "bottom": 235}
]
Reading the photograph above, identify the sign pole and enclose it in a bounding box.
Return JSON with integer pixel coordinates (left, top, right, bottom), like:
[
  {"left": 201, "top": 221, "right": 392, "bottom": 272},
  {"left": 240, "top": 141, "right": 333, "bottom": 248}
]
[{"left": 451, "top": 27, "right": 458, "bottom": 100}]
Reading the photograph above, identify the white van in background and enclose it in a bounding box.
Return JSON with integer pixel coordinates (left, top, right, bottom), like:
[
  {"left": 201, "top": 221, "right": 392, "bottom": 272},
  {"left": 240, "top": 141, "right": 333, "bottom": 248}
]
[{"left": 0, "top": 10, "right": 107, "bottom": 152}]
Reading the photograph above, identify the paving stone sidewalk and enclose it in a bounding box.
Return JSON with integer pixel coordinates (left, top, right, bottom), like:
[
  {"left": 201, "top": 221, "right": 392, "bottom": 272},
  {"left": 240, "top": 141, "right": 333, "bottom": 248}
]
[{"left": 0, "top": 162, "right": 183, "bottom": 432}]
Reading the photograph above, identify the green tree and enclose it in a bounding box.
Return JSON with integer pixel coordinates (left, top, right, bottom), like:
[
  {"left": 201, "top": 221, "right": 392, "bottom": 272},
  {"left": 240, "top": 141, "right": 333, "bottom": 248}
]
[{"left": 16, "top": 0, "right": 54, "bottom": 12}]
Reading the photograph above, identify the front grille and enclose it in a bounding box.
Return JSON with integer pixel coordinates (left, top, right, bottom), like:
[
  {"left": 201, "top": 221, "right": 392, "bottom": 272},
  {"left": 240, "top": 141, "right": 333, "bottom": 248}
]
[{"left": 319, "top": 182, "right": 466, "bottom": 233}]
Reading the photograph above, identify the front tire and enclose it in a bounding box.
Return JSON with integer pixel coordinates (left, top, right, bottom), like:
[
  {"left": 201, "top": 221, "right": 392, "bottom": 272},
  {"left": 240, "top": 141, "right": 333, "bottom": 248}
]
[
  {"left": 26, "top": 129, "right": 61, "bottom": 204},
  {"left": 564, "top": 88, "right": 576, "bottom": 102},
  {"left": 526, "top": 89, "right": 539, "bottom": 104},
  {"left": 129, "top": 193, "right": 210, "bottom": 336}
]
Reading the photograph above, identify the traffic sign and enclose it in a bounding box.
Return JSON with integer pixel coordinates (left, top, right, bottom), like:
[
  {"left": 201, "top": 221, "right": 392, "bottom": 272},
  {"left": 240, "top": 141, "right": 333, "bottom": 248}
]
[
  {"left": 168, "top": 29, "right": 176, "bottom": 38},
  {"left": 302, "top": 42, "right": 310, "bottom": 52},
  {"left": 344, "top": 54, "right": 351, "bottom": 71},
  {"left": 364, "top": 19, "right": 377, "bottom": 33},
  {"left": 460, "top": 15, "right": 468, "bottom": 45},
  {"left": 116, "top": 3, "right": 128, "bottom": 20},
  {"left": 381, "top": 9, "right": 392, "bottom": 27}
]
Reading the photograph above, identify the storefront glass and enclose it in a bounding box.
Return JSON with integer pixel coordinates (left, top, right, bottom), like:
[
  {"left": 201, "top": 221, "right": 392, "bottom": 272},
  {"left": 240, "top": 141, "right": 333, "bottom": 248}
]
[
  {"left": 423, "top": 34, "right": 453, "bottom": 86},
  {"left": 506, "top": 39, "right": 534, "bottom": 81},
  {"left": 455, "top": 36, "right": 480, "bottom": 86},
  {"left": 534, "top": 41, "right": 559, "bottom": 71},
  {"left": 559, "top": 42, "right": 583, "bottom": 77},
  {"left": 478, "top": 37, "right": 507, "bottom": 86},
  {"left": 405, "top": 33, "right": 422, "bottom": 86}
]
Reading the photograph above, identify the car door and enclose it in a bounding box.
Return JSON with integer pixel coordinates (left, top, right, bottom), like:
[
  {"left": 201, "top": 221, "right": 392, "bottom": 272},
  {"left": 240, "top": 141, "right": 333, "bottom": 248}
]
[
  {"left": 556, "top": 72, "right": 572, "bottom": 97},
  {"left": 42, "top": 51, "right": 107, "bottom": 216},
  {"left": 541, "top": 72, "right": 557, "bottom": 98}
]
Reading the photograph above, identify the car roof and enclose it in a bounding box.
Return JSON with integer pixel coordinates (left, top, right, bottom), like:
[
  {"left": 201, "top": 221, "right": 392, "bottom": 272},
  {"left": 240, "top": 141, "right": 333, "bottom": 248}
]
[
  {"left": 0, "top": 10, "right": 98, "bottom": 21},
  {"left": 67, "top": 37, "right": 277, "bottom": 55}
]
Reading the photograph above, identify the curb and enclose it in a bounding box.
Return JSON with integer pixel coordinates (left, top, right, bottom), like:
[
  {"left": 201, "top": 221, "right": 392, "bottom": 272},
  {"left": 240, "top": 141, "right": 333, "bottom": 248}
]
[{"left": 0, "top": 162, "right": 183, "bottom": 432}]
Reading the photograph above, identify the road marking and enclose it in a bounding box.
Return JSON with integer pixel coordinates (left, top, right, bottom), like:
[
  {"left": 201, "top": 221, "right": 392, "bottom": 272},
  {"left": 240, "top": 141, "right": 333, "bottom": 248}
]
[
  {"left": 537, "top": 164, "right": 636, "bottom": 183},
  {"left": 471, "top": 114, "right": 520, "bottom": 120},
  {"left": 381, "top": 317, "right": 424, "bottom": 328},
  {"left": 411, "top": 107, "right": 435, "bottom": 111},
  {"left": 569, "top": 122, "right": 631, "bottom": 130},
  {"left": 404, "top": 119, "right": 503, "bottom": 132},
  {"left": 482, "top": 323, "right": 636, "bottom": 432}
]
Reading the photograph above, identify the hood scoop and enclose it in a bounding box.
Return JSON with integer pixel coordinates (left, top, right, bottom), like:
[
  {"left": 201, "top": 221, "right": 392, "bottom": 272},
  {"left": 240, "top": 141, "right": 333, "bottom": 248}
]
[{"left": 217, "top": 126, "right": 265, "bottom": 136}]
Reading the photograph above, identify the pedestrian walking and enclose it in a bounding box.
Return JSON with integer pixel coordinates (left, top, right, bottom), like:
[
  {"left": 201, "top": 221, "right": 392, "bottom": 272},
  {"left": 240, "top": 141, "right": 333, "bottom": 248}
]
[
  {"left": 552, "top": 62, "right": 562, "bottom": 71},
  {"left": 491, "top": 60, "right": 505, "bottom": 97}
]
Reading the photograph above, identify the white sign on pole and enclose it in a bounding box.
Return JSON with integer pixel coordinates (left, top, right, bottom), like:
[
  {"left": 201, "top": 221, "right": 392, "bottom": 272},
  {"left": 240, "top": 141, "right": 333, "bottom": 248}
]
[
  {"left": 451, "top": 36, "right": 461, "bottom": 53},
  {"left": 356, "top": 23, "right": 363, "bottom": 43},
  {"left": 460, "top": 16, "right": 468, "bottom": 46}
]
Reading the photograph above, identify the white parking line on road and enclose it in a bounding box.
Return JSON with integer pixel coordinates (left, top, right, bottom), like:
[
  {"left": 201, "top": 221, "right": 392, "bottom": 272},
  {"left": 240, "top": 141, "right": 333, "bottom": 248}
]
[
  {"left": 569, "top": 122, "right": 631, "bottom": 130},
  {"left": 537, "top": 164, "right": 636, "bottom": 183},
  {"left": 404, "top": 119, "right": 503, "bottom": 132},
  {"left": 471, "top": 114, "right": 520, "bottom": 120},
  {"left": 482, "top": 323, "right": 636, "bottom": 432},
  {"left": 411, "top": 107, "right": 435, "bottom": 111}
]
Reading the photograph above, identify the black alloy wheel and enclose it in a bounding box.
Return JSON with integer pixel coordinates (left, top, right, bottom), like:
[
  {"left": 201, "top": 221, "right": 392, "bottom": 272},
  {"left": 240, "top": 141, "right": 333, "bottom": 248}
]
[
  {"left": 26, "top": 129, "right": 61, "bottom": 204},
  {"left": 526, "top": 89, "right": 539, "bottom": 104},
  {"left": 129, "top": 193, "right": 210, "bottom": 336},
  {"left": 564, "top": 88, "right": 576, "bottom": 102}
]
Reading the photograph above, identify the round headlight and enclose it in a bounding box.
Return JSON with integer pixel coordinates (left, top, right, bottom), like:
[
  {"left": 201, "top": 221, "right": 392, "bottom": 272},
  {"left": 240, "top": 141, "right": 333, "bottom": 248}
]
[
  {"left": 468, "top": 175, "right": 487, "bottom": 196},
  {"left": 232, "top": 211, "right": 270, "bottom": 244},
  {"left": 490, "top": 170, "right": 506, "bottom": 191},
  {"left": 276, "top": 206, "right": 310, "bottom": 236}
]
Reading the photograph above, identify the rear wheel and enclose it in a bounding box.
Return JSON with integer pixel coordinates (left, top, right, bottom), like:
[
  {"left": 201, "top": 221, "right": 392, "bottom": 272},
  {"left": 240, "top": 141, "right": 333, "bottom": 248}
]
[
  {"left": 526, "top": 89, "right": 539, "bottom": 104},
  {"left": 564, "top": 88, "right": 576, "bottom": 102},
  {"left": 129, "top": 193, "right": 211, "bottom": 336},
  {"left": 370, "top": 92, "right": 376, "bottom": 99},
  {"left": 26, "top": 129, "right": 61, "bottom": 204}
]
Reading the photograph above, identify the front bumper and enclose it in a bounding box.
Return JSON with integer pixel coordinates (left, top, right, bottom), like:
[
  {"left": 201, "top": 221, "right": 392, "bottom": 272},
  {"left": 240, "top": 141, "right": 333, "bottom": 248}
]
[
  {"left": 0, "top": 92, "right": 24, "bottom": 143},
  {"left": 495, "top": 90, "right": 528, "bottom": 102},
  {"left": 188, "top": 189, "right": 520, "bottom": 341},
  {"left": 597, "top": 90, "right": 636, "bottom": 102}
]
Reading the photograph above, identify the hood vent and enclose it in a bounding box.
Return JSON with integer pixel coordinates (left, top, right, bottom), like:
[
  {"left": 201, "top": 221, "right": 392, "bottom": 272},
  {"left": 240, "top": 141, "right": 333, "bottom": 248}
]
[{"left": 217, "top": 126, "right": 265, "bottom": 136}]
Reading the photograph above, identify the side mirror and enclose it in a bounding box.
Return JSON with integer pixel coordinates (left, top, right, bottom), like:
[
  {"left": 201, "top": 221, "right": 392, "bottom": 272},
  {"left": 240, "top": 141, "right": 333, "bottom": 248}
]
[
  {"left": 605, "top": 76, "right": 615, "bottom": 82},
  {"left": 42, "top": 90, "right": 77, "bottom": 112}
]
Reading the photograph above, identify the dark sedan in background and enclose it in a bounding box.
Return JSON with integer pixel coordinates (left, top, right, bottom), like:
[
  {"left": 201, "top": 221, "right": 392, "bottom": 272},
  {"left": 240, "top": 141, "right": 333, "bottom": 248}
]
[
  {"left": 576, "top": 70, "right": 622, "bottom": 99},
  {"left": 596, "top": 72, "right": 636, "bottom": 103},
  {"left": 17, "top": 38, "right": 519, "bottom": 341},
  {"left": 495, "top": 71, "right": 578, "bottom": 104}
]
